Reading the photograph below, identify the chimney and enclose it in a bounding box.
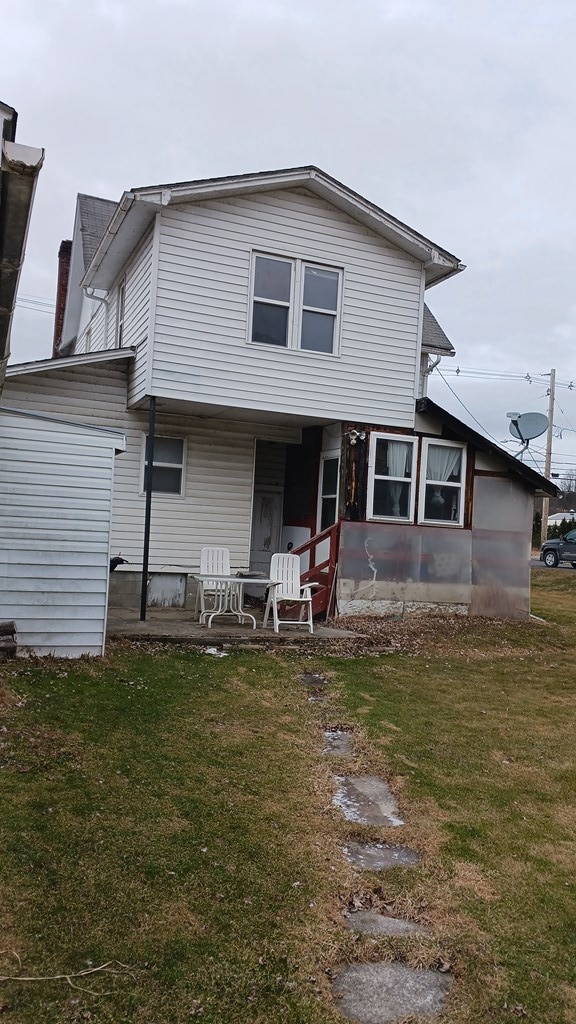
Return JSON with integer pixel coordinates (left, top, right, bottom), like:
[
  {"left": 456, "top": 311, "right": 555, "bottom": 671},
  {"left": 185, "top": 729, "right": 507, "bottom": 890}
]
[{"left": 52, "top": 239, "right": 72, "bottom": 357}]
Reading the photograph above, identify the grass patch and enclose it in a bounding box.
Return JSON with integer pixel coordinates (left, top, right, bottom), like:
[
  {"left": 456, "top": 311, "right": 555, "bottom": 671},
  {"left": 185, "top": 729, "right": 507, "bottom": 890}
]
[{"left": 1, "top": 571, "right": 575, "bottom": 1022}]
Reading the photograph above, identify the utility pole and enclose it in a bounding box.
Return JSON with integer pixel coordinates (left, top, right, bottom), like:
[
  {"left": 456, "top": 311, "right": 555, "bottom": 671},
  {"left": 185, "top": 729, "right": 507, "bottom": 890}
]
[{"left": 540, "top": 368, "right": 556, "bottom": 547}]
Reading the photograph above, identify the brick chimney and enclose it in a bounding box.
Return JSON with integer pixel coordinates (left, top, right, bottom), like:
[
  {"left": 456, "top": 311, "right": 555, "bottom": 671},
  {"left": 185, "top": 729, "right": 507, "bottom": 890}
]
[{"left": 52, "top": 239, "right": 72, "bottom": 357}]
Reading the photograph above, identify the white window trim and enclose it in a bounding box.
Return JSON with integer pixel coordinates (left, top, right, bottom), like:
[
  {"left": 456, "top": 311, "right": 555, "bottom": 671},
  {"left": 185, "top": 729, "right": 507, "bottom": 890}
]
[
  {"left": 317, "top": 451, "right": 340, "bottom": 532},
  {"left": 418, "top": 438, "right": 467, "bottom": 527},
  {"left": 115, "top": 279, "right": 126, "bottom": 349},
  {"left": 139, "top": 433, "right": 187, "bottom": 499},
  {"left": 367, "top": 432, "right": 417, "bottom": 522},
  {"left": 247, "top": 251, "right": 343, "bottom": 357}
]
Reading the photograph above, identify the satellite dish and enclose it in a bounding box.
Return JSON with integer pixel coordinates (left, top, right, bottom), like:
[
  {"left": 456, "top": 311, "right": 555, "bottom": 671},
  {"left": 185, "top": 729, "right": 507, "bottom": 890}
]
[{"left": 508, "top": 412, "right": 548, "bottom": 442}]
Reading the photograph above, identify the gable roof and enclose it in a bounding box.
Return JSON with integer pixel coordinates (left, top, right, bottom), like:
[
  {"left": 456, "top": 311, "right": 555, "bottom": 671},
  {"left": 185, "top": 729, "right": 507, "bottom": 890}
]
[
  {"left": 80, "top": 165, "right": 465, "bottom": 291},
  {"left": 422, "top": 305, "right": 454, "bottom": 356},
  {"left": 416, "top": 397, "right": 558, "bottom": 497},
  {"left": 77, "top": 194, "right": 117, "bottom": 271}
]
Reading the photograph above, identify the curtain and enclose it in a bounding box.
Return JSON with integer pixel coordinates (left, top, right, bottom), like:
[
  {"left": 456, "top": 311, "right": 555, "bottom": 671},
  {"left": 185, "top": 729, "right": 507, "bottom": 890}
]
[
  {"left": 427, "top": 444, "right": 461, "bottom": 482},
  {"left": 387, "top": 440, "right": 410, "bottom": 516}
]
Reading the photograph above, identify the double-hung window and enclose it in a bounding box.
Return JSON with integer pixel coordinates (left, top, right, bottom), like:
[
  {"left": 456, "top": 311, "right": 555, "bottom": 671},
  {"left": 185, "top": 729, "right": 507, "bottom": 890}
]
[
  {"left": 142, "top": 436, "right": 185, "bottom": 496},
  {"left": 250, "top": 254, "right": 341, "bottom": 354},
  {"left": 367, "top": 433, "right": 416, "bottom": 521},
  {"left": 419, "top": 439, "right": 466, "bottom": 526}
]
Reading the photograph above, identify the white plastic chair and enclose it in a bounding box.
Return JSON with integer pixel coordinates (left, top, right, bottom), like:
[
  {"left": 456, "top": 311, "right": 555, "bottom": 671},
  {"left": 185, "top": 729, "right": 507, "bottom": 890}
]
[
  {"left": 263, "top": 553, "right": 321, "bottom": 634},
  {"left": 195, "top": 547, "right": 231, "bottom": 619}
]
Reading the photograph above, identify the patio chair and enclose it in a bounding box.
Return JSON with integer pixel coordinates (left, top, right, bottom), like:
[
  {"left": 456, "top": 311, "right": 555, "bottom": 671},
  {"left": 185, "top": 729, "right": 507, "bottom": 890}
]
[
  {"left": 263, "top": 552, "right": 321, "bottom": 634},
  {"left": 195, "top": 546, "right": 231, "bottom": 619}
]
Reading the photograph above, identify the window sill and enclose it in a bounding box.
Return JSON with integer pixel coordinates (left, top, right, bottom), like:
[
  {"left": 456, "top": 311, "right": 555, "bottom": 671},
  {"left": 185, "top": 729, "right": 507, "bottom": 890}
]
[{"left": 247, "top": 340, "right": 341, "bottom": 359}]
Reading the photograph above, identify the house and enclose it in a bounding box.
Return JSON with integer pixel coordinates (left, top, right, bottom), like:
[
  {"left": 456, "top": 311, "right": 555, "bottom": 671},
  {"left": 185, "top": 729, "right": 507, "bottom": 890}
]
[
  {"left": 1, "top": 165, "right": 557, "bottom": 635},
  {"left": 0, "top": 103, "right": 125, "bottom": 658}
]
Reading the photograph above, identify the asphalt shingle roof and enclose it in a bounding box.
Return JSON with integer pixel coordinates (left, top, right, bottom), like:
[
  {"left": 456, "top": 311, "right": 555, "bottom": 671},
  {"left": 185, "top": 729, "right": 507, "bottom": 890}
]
[
  {"left": 422, "top": 304, "right": 454, "bottom": 355},
  {"left": 77, "top": 194, "right": 117, "bottom": 272}
]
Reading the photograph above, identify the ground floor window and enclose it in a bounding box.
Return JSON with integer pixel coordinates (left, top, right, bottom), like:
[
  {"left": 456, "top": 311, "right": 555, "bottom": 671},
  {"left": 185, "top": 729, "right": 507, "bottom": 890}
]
[
  {"left": 142, "top": 435, "right": 185, "bottom": 495},
  {"left": 419, "top": 439, "right": 466, "bottom": 525},
  {"left": 367, "top": 434, "right": 416, "bottom": 521},
  {"left": 318, "top": 455, "right": 339, "bottom": 530}
]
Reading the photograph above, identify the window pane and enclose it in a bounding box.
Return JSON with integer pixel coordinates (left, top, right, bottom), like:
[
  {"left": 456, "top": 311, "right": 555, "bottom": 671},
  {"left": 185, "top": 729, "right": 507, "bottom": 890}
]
[
  {"left": 426, "top": 444, "right": 462, "bottom": 483},
  {"left": 252, "top": 302, "right": 289, "bottom": 346},
  {"left": 300, "top": 310, "right": 334, "bottom": 353},
  {"left": 321, "top": 457, "right": 339, "bottom": 496},
  {"left": 321, "top": 496, "right": 337, "bottom": 531},
  {"left": 303, "top": 266, "right": 339, "bottom": 311},
  {"left": 152, "top": 437, "right": 183, "bottom": 465},
  {"left": 254, "top": 256, "right": 291, "bottom": 302},
  {"left": 150, "top": 466, "right": 182, "bottom": 494},
  {"left": 424, "top": 484, "right": 461, "bottom": 522},
  {"left": 373, "top": 479, "right": 411, "bottom": 518},
  {"left": 375, "top": 438, "right": 412, "bottom": 478}
]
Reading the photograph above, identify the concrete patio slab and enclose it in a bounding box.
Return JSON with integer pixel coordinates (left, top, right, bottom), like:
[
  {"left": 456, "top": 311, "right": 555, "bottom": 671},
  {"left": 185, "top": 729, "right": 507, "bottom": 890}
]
[
  {"left": 107, "top": 608, "right": 359, "bottom": 645},
  {"left": 332, "top": 961, "right": 451, "bottom": 1023},
  {"left": 333, "top": 776, "right": 404, "bottom": 827}
]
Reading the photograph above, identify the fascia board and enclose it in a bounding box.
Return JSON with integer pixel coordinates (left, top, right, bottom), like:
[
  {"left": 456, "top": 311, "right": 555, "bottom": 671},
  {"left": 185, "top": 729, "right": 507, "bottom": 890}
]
[{"left": 6, "top": 347, "right": 135, "bottom": 377}]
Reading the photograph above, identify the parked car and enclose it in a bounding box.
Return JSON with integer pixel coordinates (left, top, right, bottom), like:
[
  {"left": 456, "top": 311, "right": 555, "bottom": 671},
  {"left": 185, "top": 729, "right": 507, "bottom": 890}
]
[{"left": 540, "top": 528, "right": 576, "bottom": 568}]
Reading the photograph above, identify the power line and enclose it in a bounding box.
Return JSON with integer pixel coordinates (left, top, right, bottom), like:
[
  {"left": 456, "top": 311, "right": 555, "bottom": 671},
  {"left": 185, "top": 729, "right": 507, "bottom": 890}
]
[{"left": 436, "top": 368, "right": 500, "bottom": 442}]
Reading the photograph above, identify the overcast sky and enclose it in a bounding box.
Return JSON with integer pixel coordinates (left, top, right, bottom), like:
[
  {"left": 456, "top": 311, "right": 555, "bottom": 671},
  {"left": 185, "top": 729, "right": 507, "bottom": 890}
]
[{"left": 5, "top": 0, "right": 576, "bottom": 480}]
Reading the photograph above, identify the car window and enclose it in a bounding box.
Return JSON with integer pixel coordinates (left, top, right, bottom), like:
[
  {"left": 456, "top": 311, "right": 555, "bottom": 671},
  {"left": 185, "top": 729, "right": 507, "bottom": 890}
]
[{"left": 564, "top": 530, "right": 576, "bottom": 542}]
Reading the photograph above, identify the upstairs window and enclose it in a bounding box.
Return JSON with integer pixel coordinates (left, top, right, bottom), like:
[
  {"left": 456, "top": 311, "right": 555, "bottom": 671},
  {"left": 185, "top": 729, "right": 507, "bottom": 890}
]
[
  {"left": 367, "top": 434, "right": 416, "bottom": 521},
  {"left": 419, "top": 439, "right": 466, "bottom": 525},
  {"left": 250, "top": 254, "right": 341, "bottom": 355},
  {"left": 142, "top": 435, "right": 185, "bottom": 496}
]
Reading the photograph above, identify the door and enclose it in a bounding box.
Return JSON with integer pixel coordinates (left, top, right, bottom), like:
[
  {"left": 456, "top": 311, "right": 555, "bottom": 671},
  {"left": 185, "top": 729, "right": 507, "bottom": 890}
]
[
  {"left": 316, "top": 454, "right": 340, "bottom": 565},
  {"left": 249, "top": 489, "right": 283, "bottom": 575}
]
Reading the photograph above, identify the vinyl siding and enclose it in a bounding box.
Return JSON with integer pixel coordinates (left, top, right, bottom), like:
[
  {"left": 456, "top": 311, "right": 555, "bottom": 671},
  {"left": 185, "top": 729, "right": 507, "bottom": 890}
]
[
  {"left": 152, "top": 187, "right": 423, "bottom": 426},
  {"left": 2, "top": 366, "right": 301, "bottom": 572},
  {"left": 0, "top": 410, "right": 120, "bottom": 657}
]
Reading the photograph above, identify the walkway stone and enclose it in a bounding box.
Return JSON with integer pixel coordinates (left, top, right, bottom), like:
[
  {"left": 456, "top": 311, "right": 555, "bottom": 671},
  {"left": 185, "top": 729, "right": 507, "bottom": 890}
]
[
  {"left": 334, "top": 776, "right": 404, "bottom": 827},
  {"left": 344, "top": 910, "right": 428, "bottom": 936},
  {"left": 332, "top": 961, "right": 452, "bottom": 1023},
  {"left": 343, "top": 842, "right": 421, "bottom": 871},
  {"left": 324, "top": 730, "right": 354, "bottom": 757},
  {"left": 301, "top": 672, "right": 329, "bottom": 702}
]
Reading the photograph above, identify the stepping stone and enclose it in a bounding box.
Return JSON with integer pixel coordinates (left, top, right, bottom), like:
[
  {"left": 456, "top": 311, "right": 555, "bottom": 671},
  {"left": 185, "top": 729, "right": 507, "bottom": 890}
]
[
  {"left": 343, "top": 842, "right": 421, "bottom": 871},
  {"left": 332, "top": 961, "right": 452, "bottom": 1023},
  {"left": 334, "top": 776, "right": 404, "bottom": 827},
  {"left": 344, "top": 911, "right": 428, "bottom": 936},
  {"left": 324, "top": 730, "right": 354, "bottom": 757},
  {"left": 301, "top": 672, "right": 329, "bottom": 702}
]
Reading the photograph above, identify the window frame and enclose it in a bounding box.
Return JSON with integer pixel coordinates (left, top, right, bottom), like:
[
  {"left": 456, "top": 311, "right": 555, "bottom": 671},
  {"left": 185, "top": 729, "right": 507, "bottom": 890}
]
[
  {"left": 418, "top": 437, "right": 467, "bottom": 527},
  {"left": 139, "top": 434, "right": 186, "bottom": 499},
  {"left": 367, "top": 432, "right": 417, "bottom": 523},
  {"left": 248, "top": 251, "right": 343, "bottom": 356},
  {"left": 317, "top": 452, "right": 340, "bottom": 533}
]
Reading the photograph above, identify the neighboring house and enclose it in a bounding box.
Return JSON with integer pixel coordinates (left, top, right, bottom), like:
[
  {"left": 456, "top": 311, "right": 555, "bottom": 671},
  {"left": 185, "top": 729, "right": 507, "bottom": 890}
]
[
  {"left": 0, "top": 104, "right": 125, "bottom": 657},
  {"left": 2, "top": 165, "right": 557, "bottom": 626}
]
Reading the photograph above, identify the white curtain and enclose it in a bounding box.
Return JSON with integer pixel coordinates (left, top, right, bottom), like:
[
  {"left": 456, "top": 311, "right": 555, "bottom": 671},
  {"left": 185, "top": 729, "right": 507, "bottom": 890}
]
[
  {"left": 427, "top": 445, "right": 461, "bottom": 482},
  {"left": 387, "top": 440, "right": 410, "bottom": 516}
]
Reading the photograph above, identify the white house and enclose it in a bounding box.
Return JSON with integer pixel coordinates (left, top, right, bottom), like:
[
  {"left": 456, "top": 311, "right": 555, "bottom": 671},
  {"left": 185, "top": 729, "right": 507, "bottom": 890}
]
[{"left": 2, "top": 166, "right": 556, "bottom": 624}]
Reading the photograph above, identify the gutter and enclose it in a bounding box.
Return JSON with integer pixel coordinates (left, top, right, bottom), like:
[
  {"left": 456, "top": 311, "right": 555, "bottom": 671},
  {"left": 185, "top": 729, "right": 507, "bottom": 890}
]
[
  {"left": 80, "top": 192, "right": 135, "bottom": 289},
  {"left": 0, "top": 138, "right": 44, "bottom": 392}
]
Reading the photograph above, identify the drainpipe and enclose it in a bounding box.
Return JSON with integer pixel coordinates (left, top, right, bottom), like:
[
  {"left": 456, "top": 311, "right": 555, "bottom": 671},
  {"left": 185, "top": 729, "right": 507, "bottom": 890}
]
[
  {"left": 140, "top": 396, "right": 156, "bottom": 621},
  {"left": 82, "top": 287, "right": 109, "bottom": 349}
]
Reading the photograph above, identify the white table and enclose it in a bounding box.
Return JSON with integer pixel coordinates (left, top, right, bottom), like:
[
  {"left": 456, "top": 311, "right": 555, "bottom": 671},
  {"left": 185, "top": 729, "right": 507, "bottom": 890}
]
[{"left": 193, "top": 574, "right": 272, "bottom": 629}]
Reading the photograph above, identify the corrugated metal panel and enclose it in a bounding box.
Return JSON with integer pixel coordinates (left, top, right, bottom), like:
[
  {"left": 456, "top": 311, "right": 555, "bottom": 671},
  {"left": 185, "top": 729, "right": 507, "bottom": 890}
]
[
  {"left": 1, "top": 366, "right": 301, "bottom": 573},
  {"left": 0, "top": 411, "right": 118, "bottom": 657},
  {"left": 152, "top": 187, "right": 423, "bottom": 425}
]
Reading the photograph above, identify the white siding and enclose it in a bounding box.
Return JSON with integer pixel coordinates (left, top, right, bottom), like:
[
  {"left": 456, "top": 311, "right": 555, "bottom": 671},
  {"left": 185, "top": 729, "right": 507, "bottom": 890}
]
[
  {"left": 0, "top": 410, "right": 121, "bottom": 657},
  {"left": 152, "top": 187, "right": 424, "bottom": 426},
  {"left": 2, "top": 366, "right": 301, "bottom": 573}
]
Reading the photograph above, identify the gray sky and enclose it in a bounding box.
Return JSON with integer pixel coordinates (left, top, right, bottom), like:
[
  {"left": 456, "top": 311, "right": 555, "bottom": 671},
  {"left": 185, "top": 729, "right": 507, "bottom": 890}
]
[{"left": 5, "top": 0, "right": 576, "bottom": 480}]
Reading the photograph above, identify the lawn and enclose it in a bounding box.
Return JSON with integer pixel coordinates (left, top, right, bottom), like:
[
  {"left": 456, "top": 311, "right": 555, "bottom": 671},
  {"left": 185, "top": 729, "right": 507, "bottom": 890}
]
[{"left": 1, "top": 571, "right": 575, "bottom": 1023}]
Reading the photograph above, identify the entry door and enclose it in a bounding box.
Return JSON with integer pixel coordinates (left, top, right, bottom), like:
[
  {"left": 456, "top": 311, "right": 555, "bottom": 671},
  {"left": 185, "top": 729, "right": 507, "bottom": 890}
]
[
  {"left": 316, "top": 455, "right": 340, "bottom": 564},
  {"left": 249, "top": 489, "right": 283, "bottom": 575}
]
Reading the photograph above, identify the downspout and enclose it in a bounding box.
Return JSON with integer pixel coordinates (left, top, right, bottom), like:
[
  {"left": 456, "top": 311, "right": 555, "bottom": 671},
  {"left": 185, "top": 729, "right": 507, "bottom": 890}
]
[
  {"left": 82, "top": 287, "right": 109, "bottom": 349},
  {"left": 140, "top": 397, "right": 156, "bottom": 621}
]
